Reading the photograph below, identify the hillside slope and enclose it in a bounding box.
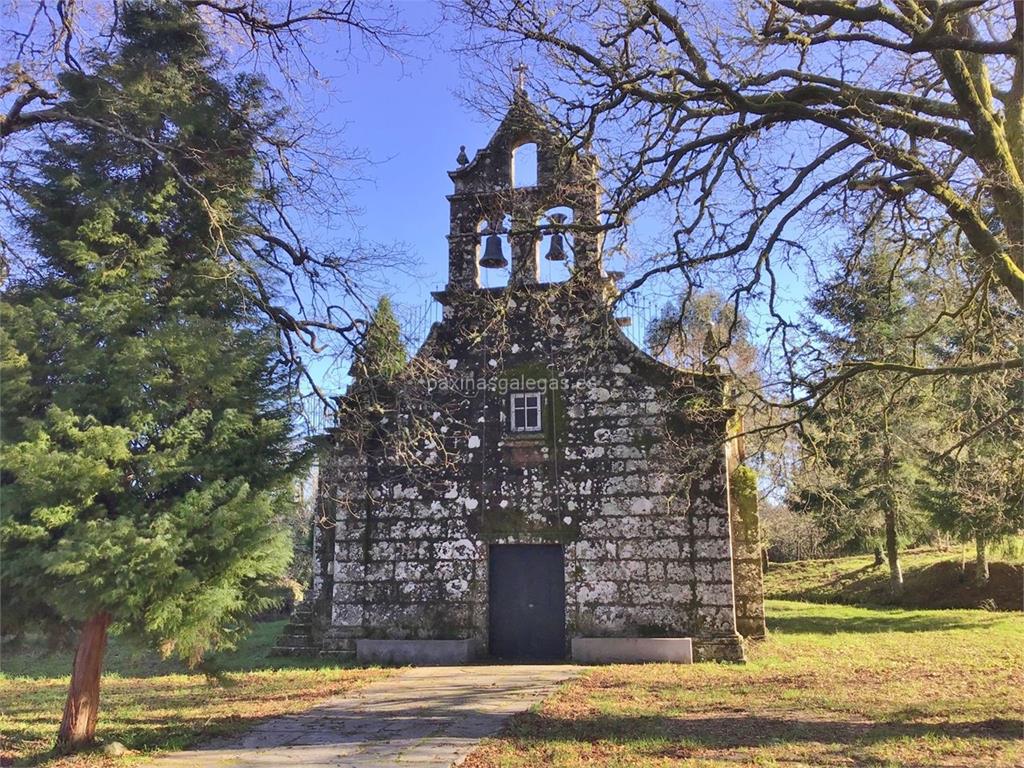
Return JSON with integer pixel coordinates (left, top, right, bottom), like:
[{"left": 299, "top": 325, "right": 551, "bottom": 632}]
[{"left": 764, "top": 548, "right": 1023, "bottom": 611}]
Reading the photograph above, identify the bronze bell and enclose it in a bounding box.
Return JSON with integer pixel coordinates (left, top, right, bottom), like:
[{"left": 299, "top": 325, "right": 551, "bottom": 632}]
[
  {"left": 479, "top": 233, "right": 508, "bottom": 269},
  {"left": 544, "top": 213, "right": 568, "bottom": 261},
  {"left": 545, "top": 233, "right": 566, "bottom": 261}
]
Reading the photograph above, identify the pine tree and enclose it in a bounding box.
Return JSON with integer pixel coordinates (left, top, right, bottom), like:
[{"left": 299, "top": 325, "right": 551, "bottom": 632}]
[
  {"left": 792, "top": 240, "right": 936, "bottom": 595},
  {"left": 1, "top": 2, "right": 304, "bottom": 749},
  {"left": 917, "top": 282, "right": 1024, "bottom": 586}
]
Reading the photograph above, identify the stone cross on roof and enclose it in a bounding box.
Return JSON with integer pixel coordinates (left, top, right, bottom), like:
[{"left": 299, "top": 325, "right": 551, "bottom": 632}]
[{"left": 513, "top": 62, "right": 528, "bottom": 94}]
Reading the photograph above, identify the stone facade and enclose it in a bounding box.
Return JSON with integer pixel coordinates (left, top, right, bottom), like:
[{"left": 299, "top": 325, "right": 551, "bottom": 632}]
[{"left": 299, "top": 90, "right": 765, "bottom": 663}]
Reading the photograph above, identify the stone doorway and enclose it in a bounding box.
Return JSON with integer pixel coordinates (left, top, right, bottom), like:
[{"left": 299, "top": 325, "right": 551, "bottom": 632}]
[{"left": 488, "top": 544, "right": 566, "bottom": 660}]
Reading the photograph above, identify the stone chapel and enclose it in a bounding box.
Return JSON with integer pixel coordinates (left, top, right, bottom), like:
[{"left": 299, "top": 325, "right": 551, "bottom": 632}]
[{"left": 275, "top": 87, "right": 765, "bottom": 664}]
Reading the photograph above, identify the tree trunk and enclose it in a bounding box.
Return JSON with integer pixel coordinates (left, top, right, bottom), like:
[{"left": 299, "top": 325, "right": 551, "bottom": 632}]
[
  {"left": 884, "top": 508, "right": 903, "bottom": 597},
  {"left": 879, "top": 428, "right": 904, "bottom": 597},
  {"left": 55, "top": 611, "right": 111, "bottom": 752},
  {"left": 975, "top": 532, "right": 990, "bottom": 587}
]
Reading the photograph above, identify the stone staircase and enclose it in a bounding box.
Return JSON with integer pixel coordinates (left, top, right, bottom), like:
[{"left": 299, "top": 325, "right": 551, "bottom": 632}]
[
  {"left": 270, "top": 602, "right": 360, "bottom": 661},
  {"left": 270, "top": 601, "right": 318, "bottom": 657}
]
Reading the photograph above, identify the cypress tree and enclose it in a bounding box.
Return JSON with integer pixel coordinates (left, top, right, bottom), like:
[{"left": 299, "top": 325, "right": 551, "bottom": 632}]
[{"left": 351, "top": 296, "right": 408, "bottom": 384}]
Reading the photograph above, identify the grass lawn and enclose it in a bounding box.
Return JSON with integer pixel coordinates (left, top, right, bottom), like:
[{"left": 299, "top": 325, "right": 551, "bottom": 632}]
[
  {"left": 0, "top": 621, "right": 390, "bottom": 767},
  {"left": 4, "top": 602, "right": 1021, "bottom": 768},
  {"left": 463, "top": 600, "right": 1024, "bottom": 768},
  {"left": 764, "top": 547, "right": 1024, "bottom": 611}
]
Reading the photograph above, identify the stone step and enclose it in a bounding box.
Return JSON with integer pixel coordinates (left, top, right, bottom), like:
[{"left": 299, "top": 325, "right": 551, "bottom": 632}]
[
  {"left": 324, "top": 625, "right": 362, "bottom": 638},
  {"left": 270, "top": 638, "right": 315, "bottom": 647},
  {"left": 269, "top": 644, "right": 319, "bottom": 657},
  {"left": 268, "top": 642, "right": 357, "bottom": 661},
  {"left": 270, "top": 638, "right": 313, "bottom": 651},
  {"left": 321, "top": 637, "right": 356, "bottom": 653},
  {"left": 319, "top": 649, "right": 356, "bottom": 661},
  {"left": 270, "top": 600, "right": 317, "bottom": 657}
]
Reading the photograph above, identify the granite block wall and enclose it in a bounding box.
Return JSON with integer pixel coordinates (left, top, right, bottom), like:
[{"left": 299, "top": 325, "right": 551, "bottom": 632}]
[
  {"left": 310, "top": 287, "right": 760, "bottom": 662},
  {"left": 306, "top": 88, "right": 763, "bottom": 663}
]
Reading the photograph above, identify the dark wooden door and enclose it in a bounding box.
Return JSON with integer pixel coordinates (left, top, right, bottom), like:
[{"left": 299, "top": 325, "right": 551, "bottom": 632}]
[{"left": 488, "top": 544, "right": 566, "bottom": 660}]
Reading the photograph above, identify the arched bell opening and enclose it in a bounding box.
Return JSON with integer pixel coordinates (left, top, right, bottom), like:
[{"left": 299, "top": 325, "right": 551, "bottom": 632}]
[
  {"left": 511, "top": 142, "right": 538, "bottom": 188},
  {"left": 478, "top": 214, "right": 512, "bottom": 289},
  {"left": 539, "top": 206, "right": 574, "bottom": 284}
]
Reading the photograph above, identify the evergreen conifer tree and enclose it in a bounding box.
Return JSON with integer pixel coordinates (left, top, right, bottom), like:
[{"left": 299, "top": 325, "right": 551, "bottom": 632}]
[
  {"left": 792, "top": 241, "right": 936, "bottom": 595},
  {"left": 351, "top": 296, "right": 407, "bottom": 384},
  {"left": 916, "top": 284, "right": 1024, "bottom": 585},
  {"left": 1, "top": 2, "right": 304, "bottom": 749}
]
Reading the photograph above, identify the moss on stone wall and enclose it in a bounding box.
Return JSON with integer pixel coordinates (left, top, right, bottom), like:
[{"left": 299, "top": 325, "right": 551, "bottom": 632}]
[
  {"left": 731, "top": 465, "right": 759, "bottom": 534},
  {"left": 498, "top": 361, "right": 568, "bottom": 451}
]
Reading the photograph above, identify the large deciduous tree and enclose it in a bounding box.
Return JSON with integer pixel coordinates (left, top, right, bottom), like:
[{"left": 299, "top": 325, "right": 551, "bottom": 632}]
[
  {"left": 455, "top": 0, "right": 1023, "bottom": 395},
  {"left": 1, "top": 3, "right": 307, "bottom": 749},
  {"left": 647, "top": 289, "right": 759, "bottom": 378}
]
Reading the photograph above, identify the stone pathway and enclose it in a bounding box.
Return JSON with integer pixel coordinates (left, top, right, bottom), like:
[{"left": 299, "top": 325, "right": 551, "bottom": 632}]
[{"left": 144, "top": 664, "right": 581, "bottom": 767}]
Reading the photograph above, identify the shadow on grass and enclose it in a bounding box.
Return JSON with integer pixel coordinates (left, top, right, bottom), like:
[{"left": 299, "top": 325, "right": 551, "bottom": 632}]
[
  {"left": 2, "top": 676, "right": 378, "bottom": 766},
  {"left": 505, "top": 711, "right": 1021, "bottom": 749},
  {"left": 1, "top": 621, "right": 350, "bottom": 679},
  {"left": 766, "top": 606, "right": 1004, "bottom": 635},
  {"left": 5, "top": 686, "right": 521, "bottom": 766},
  {"left": 8, "top": 694, "right": 1018, "bottom": 766}
]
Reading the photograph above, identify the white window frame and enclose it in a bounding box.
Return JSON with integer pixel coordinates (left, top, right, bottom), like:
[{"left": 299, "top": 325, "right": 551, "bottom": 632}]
[{"left": 509, "top": 392, "right": 543, "bottom": 433}]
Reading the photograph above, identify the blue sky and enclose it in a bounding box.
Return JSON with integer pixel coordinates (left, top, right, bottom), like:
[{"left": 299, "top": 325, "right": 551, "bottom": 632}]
[
  {"left": 270, "top": 2, "right": 817, "bottom": 396},
  {"left": 274, "top": 2, "right": 495, "bottom": 393},
  {"left": 293, "top": 3, "right": 658, "bottom": 393},
  {"left": 299, "top": 5, "right": 695, "bottom": 350},
  {"left": 302, "top": 3, "right": 492, "bottom": 330}
]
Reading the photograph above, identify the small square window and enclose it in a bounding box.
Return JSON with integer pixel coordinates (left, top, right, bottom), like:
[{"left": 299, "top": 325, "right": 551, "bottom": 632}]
[{"left": 510, "top": 392, "right": 542, "bottom": 432}]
